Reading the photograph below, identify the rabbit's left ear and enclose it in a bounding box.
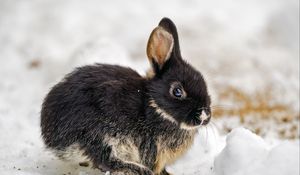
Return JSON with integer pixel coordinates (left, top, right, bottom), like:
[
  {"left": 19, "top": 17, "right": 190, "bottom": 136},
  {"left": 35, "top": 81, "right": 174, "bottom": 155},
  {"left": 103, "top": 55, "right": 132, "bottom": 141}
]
[
  {"left": 147, "top": 26, "right": 174, "bottom": 72},
  {"left": 147, "top": 18, "right": 182, "bottom": 75}
]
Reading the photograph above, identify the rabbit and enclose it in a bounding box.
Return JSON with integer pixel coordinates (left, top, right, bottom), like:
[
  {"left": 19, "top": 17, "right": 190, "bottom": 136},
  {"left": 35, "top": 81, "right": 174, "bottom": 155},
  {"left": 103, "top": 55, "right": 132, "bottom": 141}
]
[{"left": 41, "top": 17, "right": 211, "bottom": 175}]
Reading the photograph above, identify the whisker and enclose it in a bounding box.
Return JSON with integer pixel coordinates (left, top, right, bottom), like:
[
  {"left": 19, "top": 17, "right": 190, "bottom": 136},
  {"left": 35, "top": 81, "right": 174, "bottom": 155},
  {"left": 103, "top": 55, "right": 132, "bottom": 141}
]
[
  {"left": 197, "top": 107, "right": 209, "bottom": 111},
  {"left": 210, "top": 120, "right": 221, "bottom": 132},
  {"left": 208, "top": 122, "right": 218, "bottom": 143},
  {"left": 195, "top": 114, "right": 201, "bottom": 121},
  {"left": 210, "top": 104, "right": 235, "bottom": 110},
  {"left": 205, "top": 126, "right": 208, "bottom": 147},
  {"left": 211, "top": 104, "right": 235, "bottom": 108}
]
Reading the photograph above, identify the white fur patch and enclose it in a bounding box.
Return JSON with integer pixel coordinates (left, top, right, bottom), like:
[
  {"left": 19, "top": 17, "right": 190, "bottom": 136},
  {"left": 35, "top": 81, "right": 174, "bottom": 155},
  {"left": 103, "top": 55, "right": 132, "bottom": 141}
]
[
  {"left": 103, "top": 136, "right": 141, "bottom": 163},
  {"left": 102, "top": 136, "right": 150, "bottom": 172},
  {"left": 200, "top": 111, "right": 209, "bottom": 125},
  {"left": 148, "top": 98, "right": 178, "bottom": 124},
  {"left": 180, "top": 123, "right": 201, "bottom": 130}
]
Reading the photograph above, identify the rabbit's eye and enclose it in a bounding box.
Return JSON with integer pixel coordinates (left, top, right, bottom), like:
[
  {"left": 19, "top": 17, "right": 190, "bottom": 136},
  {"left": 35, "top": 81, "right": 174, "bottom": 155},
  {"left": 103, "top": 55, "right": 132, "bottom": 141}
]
[
  {"left": 173, "top": 87, "right": 183, "bottom": 98},
  {"left": 170, "top": 82, "right": 186, "bottom": 99}
]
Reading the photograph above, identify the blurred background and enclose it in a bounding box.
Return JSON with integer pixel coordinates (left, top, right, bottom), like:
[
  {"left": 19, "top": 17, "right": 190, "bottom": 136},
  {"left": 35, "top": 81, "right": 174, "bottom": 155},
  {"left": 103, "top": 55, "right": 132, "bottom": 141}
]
[{"left": 0, "top": 0, "right": 299, "bottom": 174}]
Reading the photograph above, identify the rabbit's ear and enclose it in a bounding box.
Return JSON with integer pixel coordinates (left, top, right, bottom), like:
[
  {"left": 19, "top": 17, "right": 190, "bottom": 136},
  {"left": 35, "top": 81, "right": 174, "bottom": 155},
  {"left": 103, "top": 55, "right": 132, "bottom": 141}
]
[
  {"left": 158, "top": 18, "right": 181, "bottom": 59},
  {"left": 147, "top": 26, "right": 174, "bottom": 72},
  {"left": 147, "top": 18, "right": 182, "bottom": 75}
]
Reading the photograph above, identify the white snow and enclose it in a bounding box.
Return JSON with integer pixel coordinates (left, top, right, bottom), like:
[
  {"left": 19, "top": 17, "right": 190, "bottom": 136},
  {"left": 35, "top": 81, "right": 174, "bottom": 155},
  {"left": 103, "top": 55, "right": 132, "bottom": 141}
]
[
  {"left": 214, "top": 128, "right": 269, "bottom": 175},
  {"left": 169, "top": 128, "right": 300, "bottom": 175},
  {"left": 0, "top": 0, "right": 299, "bottom": 175},
  {"left": 214, "top": 128, "right": 299, "bottom": 175}
]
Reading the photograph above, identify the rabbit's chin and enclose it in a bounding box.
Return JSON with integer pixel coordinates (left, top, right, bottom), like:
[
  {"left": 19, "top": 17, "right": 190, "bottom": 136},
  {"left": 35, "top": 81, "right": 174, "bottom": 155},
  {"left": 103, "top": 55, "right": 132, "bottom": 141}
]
[
  {"left": 180, "top": 122, "right": 202, "bottom": 130},
  {"left": 180, "top": 114, "right": 211, "bottom": 130}
]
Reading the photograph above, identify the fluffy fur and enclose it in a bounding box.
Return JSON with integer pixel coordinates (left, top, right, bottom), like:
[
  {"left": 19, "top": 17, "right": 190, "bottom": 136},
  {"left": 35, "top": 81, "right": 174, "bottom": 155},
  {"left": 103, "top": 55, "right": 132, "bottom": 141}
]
[{"left": 41, "top": 18, "right": 211, "bottom": 175}]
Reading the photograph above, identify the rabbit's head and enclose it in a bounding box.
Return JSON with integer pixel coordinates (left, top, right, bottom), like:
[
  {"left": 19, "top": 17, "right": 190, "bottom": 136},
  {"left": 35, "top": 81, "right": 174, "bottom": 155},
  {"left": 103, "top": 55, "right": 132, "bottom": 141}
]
[{"left": 147, "top": 18, "right": 211, "bottom": 130}]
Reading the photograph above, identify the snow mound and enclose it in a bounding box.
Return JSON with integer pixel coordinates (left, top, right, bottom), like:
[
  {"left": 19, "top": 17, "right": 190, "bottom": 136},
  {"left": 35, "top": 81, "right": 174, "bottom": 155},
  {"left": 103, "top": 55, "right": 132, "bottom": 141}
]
[{"left": 214, "top": 128, "right": 299, "bottom": 175}]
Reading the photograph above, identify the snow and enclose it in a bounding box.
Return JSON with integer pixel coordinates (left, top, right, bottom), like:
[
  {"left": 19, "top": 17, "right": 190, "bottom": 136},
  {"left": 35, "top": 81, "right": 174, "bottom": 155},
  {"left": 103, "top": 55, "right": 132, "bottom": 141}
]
[
  {"left": 0, "top": 0, "right": 299, "bottom": 175},
  {"left": 169, "top": 128, "right": 299, "bottom": 175},
  {"left": 214, "top": 128, "right": 269, "bottom": 175},
  {"left": 214, "top": 128, "right": 299, "bottom": 175}
]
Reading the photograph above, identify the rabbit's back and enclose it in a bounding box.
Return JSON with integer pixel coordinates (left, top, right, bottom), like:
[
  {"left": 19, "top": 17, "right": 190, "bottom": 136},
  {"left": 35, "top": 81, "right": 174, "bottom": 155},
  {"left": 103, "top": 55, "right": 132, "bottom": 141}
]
[{"left": 41, "top": 64, "right": 146, "bottom": 150}]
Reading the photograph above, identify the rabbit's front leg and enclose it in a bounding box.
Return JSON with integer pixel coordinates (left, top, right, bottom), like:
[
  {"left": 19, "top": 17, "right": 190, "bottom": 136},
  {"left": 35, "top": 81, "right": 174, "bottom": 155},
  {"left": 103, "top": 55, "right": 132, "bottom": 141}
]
[
  {"left": 159, "top": 168, "right": 172, "bottom": 175},
  {"left": 105, "top": 157, "right": 154, "bottom": 175},
  {"left": 82, "top": 139, "right": 154, "bottom": 175}
]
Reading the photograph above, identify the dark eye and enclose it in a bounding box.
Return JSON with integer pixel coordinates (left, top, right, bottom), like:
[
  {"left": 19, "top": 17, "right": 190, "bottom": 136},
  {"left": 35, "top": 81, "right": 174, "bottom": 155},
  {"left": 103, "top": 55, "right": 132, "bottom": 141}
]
[
  {"left": 170, "top": 82, "right": 186, "bottom": 99},
  {"left": 172, "top": 87, "right": 183, "bottom": 98}
]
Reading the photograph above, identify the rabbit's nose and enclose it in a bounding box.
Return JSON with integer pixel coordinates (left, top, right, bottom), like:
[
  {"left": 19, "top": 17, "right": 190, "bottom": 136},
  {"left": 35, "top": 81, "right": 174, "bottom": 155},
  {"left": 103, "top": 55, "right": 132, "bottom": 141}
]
[{"left": 200, "top": 110, "right": 211, "bottom": 125}]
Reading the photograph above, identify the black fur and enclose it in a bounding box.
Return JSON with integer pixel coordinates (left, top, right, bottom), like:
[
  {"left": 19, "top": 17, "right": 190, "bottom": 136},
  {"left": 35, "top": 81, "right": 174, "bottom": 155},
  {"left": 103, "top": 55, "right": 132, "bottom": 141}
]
[{"left": 41, "top": 18, "right": 211, "bottom": 175}]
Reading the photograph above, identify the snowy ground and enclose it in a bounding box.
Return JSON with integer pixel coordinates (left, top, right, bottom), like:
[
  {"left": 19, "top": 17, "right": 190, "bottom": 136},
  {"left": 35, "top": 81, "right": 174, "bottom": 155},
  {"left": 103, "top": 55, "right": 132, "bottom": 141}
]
[{"left": 0, "top": 0, "right": 299, "bottom": 175}]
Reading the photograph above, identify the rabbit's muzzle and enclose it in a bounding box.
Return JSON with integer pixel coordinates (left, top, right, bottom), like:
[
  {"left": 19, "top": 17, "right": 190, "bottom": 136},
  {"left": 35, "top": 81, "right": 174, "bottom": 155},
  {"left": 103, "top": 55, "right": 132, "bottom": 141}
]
[{"left": 188, "top": 107, "right": 211, "bottom": 126}]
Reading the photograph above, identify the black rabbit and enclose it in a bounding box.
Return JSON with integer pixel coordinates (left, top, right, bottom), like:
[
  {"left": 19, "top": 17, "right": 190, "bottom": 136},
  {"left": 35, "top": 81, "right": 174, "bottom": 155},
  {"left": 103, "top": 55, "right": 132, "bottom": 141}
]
[{"left": 41, "top": 18, "right": 211, "bottom": 175}]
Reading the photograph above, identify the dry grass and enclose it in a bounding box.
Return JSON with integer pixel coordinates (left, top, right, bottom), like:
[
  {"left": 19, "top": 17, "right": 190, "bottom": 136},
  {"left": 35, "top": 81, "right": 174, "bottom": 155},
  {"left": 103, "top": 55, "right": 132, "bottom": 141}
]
[{"left": 212, "top": 86, "right": 299, "bottom": 139}]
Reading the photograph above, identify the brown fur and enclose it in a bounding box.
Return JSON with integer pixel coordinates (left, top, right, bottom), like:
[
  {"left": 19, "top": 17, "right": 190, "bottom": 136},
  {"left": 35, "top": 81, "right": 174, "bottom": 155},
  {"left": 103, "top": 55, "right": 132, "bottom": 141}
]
[
  {"left": 145, "top": 68, "right": 155, "bottom": 79},
  {"left": 147, "top": 26, "right": 174, "bottom": 69},
  {"left": 154, "top": 131, "right": 196, "bottom": 174}
]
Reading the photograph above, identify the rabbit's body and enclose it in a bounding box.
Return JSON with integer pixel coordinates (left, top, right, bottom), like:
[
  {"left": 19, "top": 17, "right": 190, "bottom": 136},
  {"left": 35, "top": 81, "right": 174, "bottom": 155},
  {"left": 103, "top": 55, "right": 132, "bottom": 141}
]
[
  {"left": 42, "top": 64, "right": 195, "bottom": 174},
  {"left": 41, "top": 18, "right": 211, "bottom": 175}
]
